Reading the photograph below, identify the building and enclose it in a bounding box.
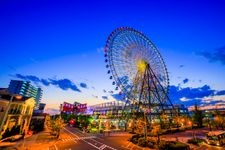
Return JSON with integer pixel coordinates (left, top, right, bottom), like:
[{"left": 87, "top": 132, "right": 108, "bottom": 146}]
[
  {"left": 76, "top": 103, "right": 87, "bottom": 114},
  {"left": 8, "top": 80, "right": 43, "bottom": 110},
  {"left": 0, "top": 88, "right": 8, "bottom": 93},
  {"left": 60, "top": 102, "right": 74, "bottom": 114},
  {"left": 30, "top": 103, "right": 47, "bottom": 133},
  {"left": 33, "top": 103, "right": 46, "bottom": 114},
  {"left": 90, "top": 101, "right": 189, "bottom": 117},
  {"left": 174, "top": 104, "right": 189, "bottom": 115},
  {"left": 163, "top": 104, "right": 189, "bottom": 116},
  {"left": 0, "top": 93, "right": 36, "bottom": 138},
  {"left": 90, "top": 101, "right": 125, "bottom": 116},
  {"left": 60, "top": 101, "right": 87, "bottom": 115}
]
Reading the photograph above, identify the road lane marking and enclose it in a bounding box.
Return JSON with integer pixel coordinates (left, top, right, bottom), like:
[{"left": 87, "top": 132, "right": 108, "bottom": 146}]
[
  {"left": 61, "top": 136, "right": 97, "bottom": 142},
  {"left": 100, "top": 145, "right": 107, "bottom": 150},
  {"left": 126, "top": 142, "right": 131, "bottom": 148},
  {"left": 63, "top": 127, "right": 117, "bottom": 150},
  {"left": 99, "top": 144, "right": 105, "bottom": 149},
  {"left": 54, "top": 144, "right": 58, "bottom": 150},
  {"left": 64, "top": 127, "right": 99, "bottom": 149}
]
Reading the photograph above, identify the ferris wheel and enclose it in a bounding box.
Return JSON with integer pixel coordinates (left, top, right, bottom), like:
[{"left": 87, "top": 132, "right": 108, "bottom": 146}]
[{"left": 104, "top": 27, "right": 170, "bottom": 111}]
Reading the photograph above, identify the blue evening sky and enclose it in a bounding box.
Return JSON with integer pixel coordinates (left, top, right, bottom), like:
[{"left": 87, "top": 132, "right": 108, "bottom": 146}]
[{"left": 1, "top": 0, "right": 225, "bottom": 114}]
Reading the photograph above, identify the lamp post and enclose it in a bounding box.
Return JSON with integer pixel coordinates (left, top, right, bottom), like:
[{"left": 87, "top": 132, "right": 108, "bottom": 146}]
[{"left": 0, "top": 94, "right": 22, "bottom": 136}]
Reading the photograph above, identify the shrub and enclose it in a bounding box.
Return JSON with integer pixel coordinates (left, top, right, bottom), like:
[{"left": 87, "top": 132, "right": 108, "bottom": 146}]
[
  {"left": 159, "top": 141, "right": 190, "bottom": 150},
  {"left": 130, "top": 134, "right": 146, "bottom": 145},
  {"left": 130, "top": 134, "right": 143, "bottom": 141},
  {"left": 2, "top": 125, "right": 21, "bottom": 139},
  {"left": 138, "top": 137, "right": 147, "bottom": 147},
  {"left": 147, "top": 138, "right": 157, "bottom": 148},
  {"left": 132, "top": 137, "right": 138, "bottom": 144},
  {"left": 187, "top": 138, "right": 206, "bottom": 145}
]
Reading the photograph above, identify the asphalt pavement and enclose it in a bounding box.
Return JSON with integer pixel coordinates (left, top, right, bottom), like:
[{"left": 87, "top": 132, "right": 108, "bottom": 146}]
[
  {"left": 0, "top": 127, "right": 58, "bottom": 150},
  {"left": 2, "top": 126, "right": 225, "bottom": 150}
]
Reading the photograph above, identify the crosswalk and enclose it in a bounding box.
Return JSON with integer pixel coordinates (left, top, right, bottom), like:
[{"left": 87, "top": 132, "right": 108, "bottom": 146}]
[
  {"left": 97, "top": 132, "right": 131, "bottom": 137},
  {"left": 61, "top": 136, "right": 97, "bottom": 141},
  {"left": 108, "top": 132, "right": 131, "bottom": 136},
  {"left": 61, "top": 132, "right": 129, "bottom": 142}
]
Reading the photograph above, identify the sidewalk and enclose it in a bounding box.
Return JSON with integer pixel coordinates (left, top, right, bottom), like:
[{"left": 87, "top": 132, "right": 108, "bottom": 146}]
[{"left": 15, "top": 128, "right": 58, "bottom": 150}]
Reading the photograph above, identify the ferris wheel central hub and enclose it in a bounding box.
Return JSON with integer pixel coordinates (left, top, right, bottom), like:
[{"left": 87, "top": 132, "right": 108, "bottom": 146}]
[{"left": 136, "top": 59, "right": 148, "bottom": 73}]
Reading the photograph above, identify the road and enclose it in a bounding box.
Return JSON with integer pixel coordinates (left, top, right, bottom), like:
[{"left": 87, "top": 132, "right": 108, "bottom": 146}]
[
  {"left": 3, "top": 127, "right": 224, "bottom": 150},
  {"left": 54, "top": 126, "right": 143, "bottom": 150},
  {"left": 0, "top": 126, "right": 148, "bottom": 150},
  {"left": 56, "top": 127, "right": 225, "bottom": 150}
]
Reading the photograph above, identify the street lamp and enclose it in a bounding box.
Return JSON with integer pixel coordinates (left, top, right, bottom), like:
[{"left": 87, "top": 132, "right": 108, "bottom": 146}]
[{"left": 0, "top": 94, "right": 22, "bottom": 136}]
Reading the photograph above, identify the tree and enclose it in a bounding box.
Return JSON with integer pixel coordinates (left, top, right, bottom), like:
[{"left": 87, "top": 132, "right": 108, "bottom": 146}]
[
  {"left": 159, "top": 113, "right": 168, "bottom": 129},
  {"left": 213, "top": 109, "right": 225, "bottom": 130},
  {"left": 192, "top": 104, "right": 204, "bottom": 128},
  {"left": 151, "top": 124, "right": 161, "bottom": 146},
  {"left": 49, "top": 117, "right": 65, "bottom": 139},
  {"left": 204, "top": 111, "right": 212, "bottom": 130}
]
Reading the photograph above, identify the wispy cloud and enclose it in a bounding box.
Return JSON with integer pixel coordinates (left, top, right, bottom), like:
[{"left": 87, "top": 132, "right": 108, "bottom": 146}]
[
  {"left": 80, "top": 83, "right": 88, "bottom": 89},
  {"left": 14, "top": 74, "right": 41, "bottom": 84},
  {"left": 179, "top": 65, "right": 184, "bottom": 68},
  {"left": 103, "top": 89, "right": 114, "bottom": 94},
  {"left": 97, "top": 47, "right": 104, "bottom": 54},
  {"left": 196, "top": 46, "right": 225, "bottom": 65},
  {"left": 29, "top": 57, "right": 38, "bottom": 63},
  {"left": 108, "top": 91, "right": 114, "bottom": 94},
  {"left": 170, "top": 85, "right": 215, "bottom": 100},
  {"left": 49, "top": 78, "right": 81, "bottom": 92},
  {"left": 111, "top": 84, "right": 225, "bottom": 107},
  {"left": 183, "top": 78, "right": 189, "bottom": 84},
  {"left": 92, "top": 95, "right": 98, "bottom": 98},
  {"left": 14, "top": 74, "right": 81, "bottom": 92},
  {"left": 8, "top": 65, "right": 17, "bottom": 71},
  {"left": 102, "top": 96, "right": 108, "bottom": 100},
  {"left": 216, "top": 90, "right": 225, "bottom": 96},
  {"left": 169, "top": 84, "right": 225, "bottom": 106},
  {"left": 41, "top": 79, "right": 50, "bottom": 86},
  {"left": 111, "top": 92, "right": 126, "bottom": 102}
]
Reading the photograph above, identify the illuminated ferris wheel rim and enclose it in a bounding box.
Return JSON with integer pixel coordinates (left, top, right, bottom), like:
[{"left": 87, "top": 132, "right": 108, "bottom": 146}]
[{"left": 104, "top": 27, "right": 169, "bottom": 103}]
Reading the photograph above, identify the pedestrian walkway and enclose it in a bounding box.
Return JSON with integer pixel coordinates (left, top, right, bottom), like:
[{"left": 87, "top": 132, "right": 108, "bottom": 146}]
[{"left": 14, "top": 128, "right": 58, "bottom": 150}]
